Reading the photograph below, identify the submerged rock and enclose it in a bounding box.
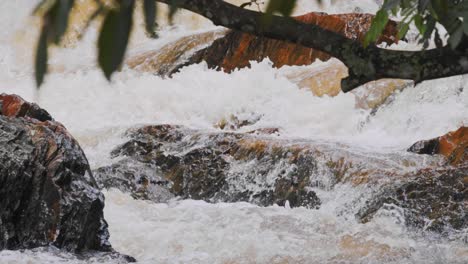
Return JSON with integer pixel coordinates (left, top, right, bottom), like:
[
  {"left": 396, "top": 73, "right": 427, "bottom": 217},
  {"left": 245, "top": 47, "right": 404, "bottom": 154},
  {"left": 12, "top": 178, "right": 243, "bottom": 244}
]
[
  {"left": 94, "top": 159, "right": 175, "bottom": 203},
  {"left": 0, "top": 94, "right": 129, "bottom": 259},
  {"left": 408, "top": 127, "right": 467, "bottom": 165},
  {"left": 95, "top": 124, "right": 468, "bottom": 235},
  {"left": 95, "top": 124, "right": 440, "bottom": 209},
  {"left": 358, "top": 165, "right": 467, "bottom": 234},
  {"left": 359, "top": 128, "right": 467, "bottom": 234}
]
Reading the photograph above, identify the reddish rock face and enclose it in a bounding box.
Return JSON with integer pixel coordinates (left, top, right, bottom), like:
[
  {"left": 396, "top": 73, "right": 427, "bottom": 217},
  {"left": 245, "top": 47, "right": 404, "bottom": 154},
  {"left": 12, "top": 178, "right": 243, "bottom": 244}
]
[
  {"left": 408, "top": 127, "right": 468, "bottom": 165},
  {"left": 176, "top": 12, "right": 399, "bottom": 73},
  {"left": 0, "top": 94, "right": 52, "bottom": 121}
]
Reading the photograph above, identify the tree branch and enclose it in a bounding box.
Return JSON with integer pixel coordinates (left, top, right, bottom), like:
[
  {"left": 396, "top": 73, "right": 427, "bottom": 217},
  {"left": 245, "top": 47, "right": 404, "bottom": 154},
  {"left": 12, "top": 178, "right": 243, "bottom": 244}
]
[{"left": 155, "top": 0, "right": 468, "bottom": 92}]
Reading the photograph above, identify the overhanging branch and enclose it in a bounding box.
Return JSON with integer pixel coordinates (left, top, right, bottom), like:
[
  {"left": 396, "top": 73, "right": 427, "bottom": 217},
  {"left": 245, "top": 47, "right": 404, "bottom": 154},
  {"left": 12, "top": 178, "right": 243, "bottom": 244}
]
[{"left": 155, "top": 0, "right": 468, "bottom": 92}]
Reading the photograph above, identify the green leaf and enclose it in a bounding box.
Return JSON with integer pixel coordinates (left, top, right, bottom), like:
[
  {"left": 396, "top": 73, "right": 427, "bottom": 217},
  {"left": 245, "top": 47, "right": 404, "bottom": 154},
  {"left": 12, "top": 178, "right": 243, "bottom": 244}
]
[
  {"left": 35, "top": 25, "right": 49, "bottom": 88},
  {"left": 50, "top": 0, "right": 75, "bottom": 44},
  {"left": 463, "top": 15, "right": 468, "bottom": 35},
  {"left": 98, "top": 0, "right": 134, "bottom": 80},
  {"left": 414, "top": 14, "right": 425, "bottom": 35},
  {"left": 168, "top": 0, "right": 180, "bottom": 24},
  {"left": 382, "top": 0, "right": 401, "bottom": 11},
  {"left": 364, "top": 10, "right": 389, "bottom": 46},
  {"left": 32, "top": 0, "right": 56, "bottom": 16},
  {"left": 143, "top": 0, "right": 157, "bottom": 38},
  {"left": 266, "top": 0, "right": 297, "bottom": 17},
  {"left": 397, "top": 22, "right": 410, "bottom": 40}
]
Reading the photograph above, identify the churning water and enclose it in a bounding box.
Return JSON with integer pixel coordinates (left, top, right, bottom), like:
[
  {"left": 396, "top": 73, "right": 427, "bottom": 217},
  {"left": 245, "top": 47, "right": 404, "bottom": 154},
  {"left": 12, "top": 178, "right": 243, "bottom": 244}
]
[{"left": 0, "top": 0, "right": 467, "bottom": 263}]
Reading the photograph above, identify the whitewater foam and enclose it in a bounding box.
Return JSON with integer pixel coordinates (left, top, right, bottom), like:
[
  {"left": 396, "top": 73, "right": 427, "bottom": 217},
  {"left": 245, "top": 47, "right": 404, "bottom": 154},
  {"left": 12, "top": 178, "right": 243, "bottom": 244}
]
[{"left": 0, "top": 0, "right": 467, "bottom": 263}]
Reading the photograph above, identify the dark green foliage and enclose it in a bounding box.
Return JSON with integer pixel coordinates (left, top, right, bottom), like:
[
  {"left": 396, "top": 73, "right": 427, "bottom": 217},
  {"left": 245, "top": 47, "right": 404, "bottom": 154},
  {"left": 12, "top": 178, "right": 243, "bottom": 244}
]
[
  {"left": 366, "top": 0, "right": 468, "bottom": 49},
  {"left": 265, "top": 0, "right": 297, "bottom": 17},
  {"left": 143, "top": 0, "right": 158, "bottom": 38},
  {"left": 35, "top": 25, "right": 49, "bottom": 87},
  {"left": 168, "top": 0, "right": 181, "bottom": 24},
  {"left": 98, "top": 0, "right": 135, "bottom": 80},
  {"left": 34, "top": 0, "right": 75, "bottom": 87},
  {"left": 364, "top": 10, "right": 389, "bottom": 46},
  {"left": 32, "top": 0, "right": 468, "bottom": 88}
]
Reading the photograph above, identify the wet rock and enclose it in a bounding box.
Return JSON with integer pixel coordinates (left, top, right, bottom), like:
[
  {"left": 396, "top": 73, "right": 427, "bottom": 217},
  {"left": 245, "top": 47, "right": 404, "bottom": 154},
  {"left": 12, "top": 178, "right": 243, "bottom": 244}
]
[
  {"left": 172, "top": 12, "right": 399, "bottom": 74},
  {"left": 282, "top": 60, "right": 412, "bottom": 108},
  {"left": 128, "top": 12, "right": 399, "bottom": 76},
  {"left": 408, "top": 127, "right": 467, "bottom": 165},
  {"left": 357, "top": 165, "right": 468, "bottom": 234},
  {"left": 214, "top": 113, "right": 262, "bottom": 131},
  {"left": 94, "top": 159, "right": 175, "bottom": 203},
  {"left": 0, "top": 94, "right": 52, "bottom": 121},
  {"left": 127, "top": 30, "right": 227, "bottom": 75},
  {"left": 95, "top": 125, "right": 440, "bottom": 209},
  {"left": 127, "top": 13, "right": 407, "bottom": 111},
  {"left": 0, "top": 94, "right": 120, "bottom": 255},
  {"left": 96, "top": 125, "right": 322, "bottom": 208}
]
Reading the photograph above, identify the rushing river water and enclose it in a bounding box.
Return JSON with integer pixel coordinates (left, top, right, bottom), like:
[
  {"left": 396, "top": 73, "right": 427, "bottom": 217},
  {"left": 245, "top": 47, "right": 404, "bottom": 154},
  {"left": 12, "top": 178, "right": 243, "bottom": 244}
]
[{"left": 1, "top": 0, "right": 467, "bottom": 263}]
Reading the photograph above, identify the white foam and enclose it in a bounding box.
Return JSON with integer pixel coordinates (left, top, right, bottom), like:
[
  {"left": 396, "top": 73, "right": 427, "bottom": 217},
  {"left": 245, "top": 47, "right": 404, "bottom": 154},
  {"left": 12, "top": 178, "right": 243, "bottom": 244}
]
[{"left": 0, "top": 1, "right": 467, "bottom": 263}]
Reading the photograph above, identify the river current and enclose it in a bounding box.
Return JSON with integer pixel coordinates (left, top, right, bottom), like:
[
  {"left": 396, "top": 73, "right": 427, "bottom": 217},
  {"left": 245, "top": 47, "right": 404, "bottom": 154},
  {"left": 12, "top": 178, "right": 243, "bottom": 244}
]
[{"left": 0, "top": 0, "right": 467, "bottom": 263}]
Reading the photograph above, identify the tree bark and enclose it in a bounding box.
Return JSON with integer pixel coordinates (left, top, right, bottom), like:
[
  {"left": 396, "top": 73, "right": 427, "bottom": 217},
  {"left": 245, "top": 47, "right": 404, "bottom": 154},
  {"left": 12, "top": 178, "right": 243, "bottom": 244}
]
[{"left": 154, "top": 0, "right": 468, "bottom": 92}]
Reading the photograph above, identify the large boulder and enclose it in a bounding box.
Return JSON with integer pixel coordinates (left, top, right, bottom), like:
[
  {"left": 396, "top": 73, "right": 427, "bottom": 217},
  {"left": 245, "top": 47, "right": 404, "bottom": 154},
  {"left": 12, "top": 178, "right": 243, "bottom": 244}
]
[
  {"left": 94, "top": 124, "right": 440, "bottom": 208},
  {"left": 408, "top": 127, "right": 467, "bottom": 165},
  {"left": 95, "top": 124, "right": 468, "bottom": 235},
  {"left": 358, "top": 165, "right": 467, "bottom": 234},
  {"left": 358, "top": 127, "right": 468, "bottom": 234},
  {"left": 95, "top": 125, "right": 321, "bottom": 208},
  {"left": 0, "top": 94, "right": 121, "bottom": 255}
]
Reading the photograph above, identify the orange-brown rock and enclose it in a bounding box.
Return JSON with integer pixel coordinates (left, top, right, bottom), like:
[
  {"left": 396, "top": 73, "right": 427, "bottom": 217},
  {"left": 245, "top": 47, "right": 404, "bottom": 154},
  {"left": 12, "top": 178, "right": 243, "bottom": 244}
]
[
  {"left": 176, "top": 12, "right": 399, "bottom": 73},
  {"left": 282, "top": 60, "right": 412, "bottom": 108},
  {"left": 127, "top": 30, "right": 227, "bottom": 75},
  {"left": 0, "top": 94, "right": 52, "bottom": 121},
  {"left": 408, "top": 127, "right": 468, "bottom": 165},
  {"left": 128, "top": 12, "right": 399, "bottom": 76}
]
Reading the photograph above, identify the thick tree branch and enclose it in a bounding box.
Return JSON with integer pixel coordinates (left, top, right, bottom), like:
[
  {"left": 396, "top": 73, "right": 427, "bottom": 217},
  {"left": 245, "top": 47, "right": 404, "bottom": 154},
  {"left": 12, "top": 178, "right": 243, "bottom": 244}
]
[{"left": 155, "top": 0, "right": 468, "bottom": 92}]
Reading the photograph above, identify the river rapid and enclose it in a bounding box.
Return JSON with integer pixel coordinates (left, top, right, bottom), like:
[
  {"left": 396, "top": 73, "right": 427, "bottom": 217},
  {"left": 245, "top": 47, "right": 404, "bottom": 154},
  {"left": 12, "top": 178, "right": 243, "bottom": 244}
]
[{"left": 0, "top": 0, "right": 467, "bottom": 263}]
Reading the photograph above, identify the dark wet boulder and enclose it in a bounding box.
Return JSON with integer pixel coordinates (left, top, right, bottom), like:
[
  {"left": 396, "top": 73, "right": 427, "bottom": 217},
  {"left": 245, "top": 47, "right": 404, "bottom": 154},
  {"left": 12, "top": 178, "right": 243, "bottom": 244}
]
[
  {"left": 95, "top": 125, "right": 322, "bottom": 208},
  {"left": 408, "top": 127, "right": 467, "bottom": 165},
  {"left": 94, "top": 159, "right": 175, "bottom": 203},
  {"left": 94, "top": 125, "right": 440, "bottom": 209},
  {"left": 357, "top": 165, "right": 467, "bottom": 234},
  {"left": 0, "top": 94, "right": 120, "bottom": 255}
]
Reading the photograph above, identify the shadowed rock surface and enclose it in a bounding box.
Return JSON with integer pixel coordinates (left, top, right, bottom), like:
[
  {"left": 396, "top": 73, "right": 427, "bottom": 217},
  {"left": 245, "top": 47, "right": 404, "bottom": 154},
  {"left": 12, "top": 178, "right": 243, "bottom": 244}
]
[
  {"left": 358, "top": 165, "right": 467, "bottom": 234},
  {"left": 94, "top": 125, "right": 442, "bottom": 210},
  {"left": 94, "top": 125, "right": 320, "bottom": 208},
  {"left": 0, "top": 94, "right": 132, "bottom": 260},
  {"left": 95, "top": 124, "right": 468, "bottom": 234}
]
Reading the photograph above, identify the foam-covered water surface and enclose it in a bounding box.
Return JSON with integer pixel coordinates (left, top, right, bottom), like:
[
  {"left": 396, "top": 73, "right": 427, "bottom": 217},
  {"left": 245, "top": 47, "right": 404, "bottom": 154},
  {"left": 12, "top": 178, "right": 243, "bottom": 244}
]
[{"left": 0, "top": 0, "right": 467, "bottom": 263}]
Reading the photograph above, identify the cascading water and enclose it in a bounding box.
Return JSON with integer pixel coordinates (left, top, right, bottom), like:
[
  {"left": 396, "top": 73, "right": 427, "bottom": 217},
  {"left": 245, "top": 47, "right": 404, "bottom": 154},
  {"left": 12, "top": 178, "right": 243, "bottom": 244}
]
[{"left": 0, "top": 0, "right": 467, "bottom": 263}]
